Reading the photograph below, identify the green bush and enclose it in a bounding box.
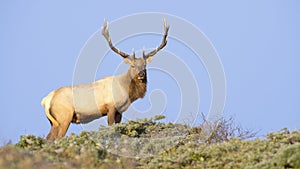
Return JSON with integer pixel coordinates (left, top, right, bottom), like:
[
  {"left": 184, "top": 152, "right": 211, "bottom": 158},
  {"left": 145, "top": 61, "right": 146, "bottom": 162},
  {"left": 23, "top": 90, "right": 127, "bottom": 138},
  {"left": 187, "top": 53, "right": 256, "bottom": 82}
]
[{"left": 0, "top": 116, "right": 299, "bottom": 169}]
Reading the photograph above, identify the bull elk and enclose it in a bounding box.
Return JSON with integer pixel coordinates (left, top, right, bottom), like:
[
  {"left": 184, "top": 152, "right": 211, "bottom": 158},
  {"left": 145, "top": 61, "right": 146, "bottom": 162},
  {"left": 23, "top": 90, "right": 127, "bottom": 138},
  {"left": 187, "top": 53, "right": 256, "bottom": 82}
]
[{"left": 41, "top": 19, "right": 169, "bottom": 140}]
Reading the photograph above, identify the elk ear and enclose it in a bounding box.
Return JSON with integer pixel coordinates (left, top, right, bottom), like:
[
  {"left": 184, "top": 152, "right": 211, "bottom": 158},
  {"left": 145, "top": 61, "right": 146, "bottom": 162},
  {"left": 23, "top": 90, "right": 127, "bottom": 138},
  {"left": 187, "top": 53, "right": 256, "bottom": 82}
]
[
  {"left": 123, "top": 58, "right": 133, "bottom": 65},
  {"left": 145, "top": 56, "right": 153, "bottom": 63},
  {"left": 123, "top": 53, "right": 135, "bottom": 65},
  {"left": 143, "top": 50, "right": 153, "bottom": 63}
]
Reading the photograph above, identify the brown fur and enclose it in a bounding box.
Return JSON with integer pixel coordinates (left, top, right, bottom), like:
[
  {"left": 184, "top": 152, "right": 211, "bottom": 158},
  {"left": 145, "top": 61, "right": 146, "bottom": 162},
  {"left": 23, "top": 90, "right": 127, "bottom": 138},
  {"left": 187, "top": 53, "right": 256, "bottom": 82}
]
[
  {"left": 72, "top": 114, "right": 80, "bottom": 124},
  {"left": 99, "top": 104, "right": 109, "bottom": 115},
  {"left": 129, "top": 76, "right": 147, "bottom": 102}
]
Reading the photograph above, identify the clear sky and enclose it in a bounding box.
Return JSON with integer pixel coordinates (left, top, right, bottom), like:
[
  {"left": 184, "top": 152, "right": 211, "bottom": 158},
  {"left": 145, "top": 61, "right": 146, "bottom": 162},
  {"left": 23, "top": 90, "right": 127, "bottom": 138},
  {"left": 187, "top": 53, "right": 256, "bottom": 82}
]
[{"left": 0, "top": 1, "right": 299, "bottom": 143}]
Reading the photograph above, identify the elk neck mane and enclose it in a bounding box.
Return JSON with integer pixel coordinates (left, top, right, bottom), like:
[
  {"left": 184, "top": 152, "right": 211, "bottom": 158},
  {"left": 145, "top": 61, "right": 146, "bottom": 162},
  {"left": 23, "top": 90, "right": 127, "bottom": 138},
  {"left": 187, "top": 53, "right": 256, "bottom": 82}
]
[
  {"left": 117, "top": 68, "right": 147, "bottom": 102},
  {"left": 129, "top": 73, "right": 147, "bottom": 102}
]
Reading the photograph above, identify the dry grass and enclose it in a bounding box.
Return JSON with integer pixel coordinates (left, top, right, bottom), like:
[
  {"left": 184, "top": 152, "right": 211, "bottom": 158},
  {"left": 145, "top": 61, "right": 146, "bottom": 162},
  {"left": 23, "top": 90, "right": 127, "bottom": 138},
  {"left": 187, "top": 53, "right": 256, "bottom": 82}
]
[{"left": 1, "top": 116, "right": 299, "bottom": 169}]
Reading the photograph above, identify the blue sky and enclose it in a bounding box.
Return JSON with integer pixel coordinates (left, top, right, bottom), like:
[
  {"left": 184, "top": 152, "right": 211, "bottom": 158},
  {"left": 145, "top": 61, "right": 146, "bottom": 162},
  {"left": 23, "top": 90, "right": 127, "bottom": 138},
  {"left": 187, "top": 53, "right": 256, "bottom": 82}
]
[{"left": 0, "top": 1, "right": 299, "bottom": 143}]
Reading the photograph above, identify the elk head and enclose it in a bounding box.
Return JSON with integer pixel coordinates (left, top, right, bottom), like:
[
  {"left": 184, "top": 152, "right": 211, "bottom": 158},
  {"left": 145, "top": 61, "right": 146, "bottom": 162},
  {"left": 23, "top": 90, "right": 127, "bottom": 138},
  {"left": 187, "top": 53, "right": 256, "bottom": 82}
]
[{"left": 102, "top": 19, "right": 170, "bottom": 81}]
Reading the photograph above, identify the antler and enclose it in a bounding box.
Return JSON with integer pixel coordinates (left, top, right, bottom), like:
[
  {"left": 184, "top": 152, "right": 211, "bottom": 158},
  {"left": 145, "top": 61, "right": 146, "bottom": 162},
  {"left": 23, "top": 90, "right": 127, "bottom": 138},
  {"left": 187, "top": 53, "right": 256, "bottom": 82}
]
[
  {"left": 102, "top": 19, "right": 130, "bottom": 58},
  {"left": 143, "top": 19, "right": 169, "bottom": 58}
]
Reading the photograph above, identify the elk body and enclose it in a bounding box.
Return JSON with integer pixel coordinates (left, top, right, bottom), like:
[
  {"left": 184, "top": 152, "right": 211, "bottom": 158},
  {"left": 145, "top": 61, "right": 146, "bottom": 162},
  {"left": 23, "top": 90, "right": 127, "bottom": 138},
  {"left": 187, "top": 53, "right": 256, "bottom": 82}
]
[{"left": 41, "top": 20, "right": 169, "bottom": 140}]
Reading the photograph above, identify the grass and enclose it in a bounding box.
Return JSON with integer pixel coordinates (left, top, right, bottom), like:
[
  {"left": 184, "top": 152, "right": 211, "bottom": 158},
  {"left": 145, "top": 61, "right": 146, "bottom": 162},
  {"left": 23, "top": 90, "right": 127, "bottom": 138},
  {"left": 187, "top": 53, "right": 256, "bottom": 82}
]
[{"left": 1, "top": 115, "right": 299, "bottom": 169}]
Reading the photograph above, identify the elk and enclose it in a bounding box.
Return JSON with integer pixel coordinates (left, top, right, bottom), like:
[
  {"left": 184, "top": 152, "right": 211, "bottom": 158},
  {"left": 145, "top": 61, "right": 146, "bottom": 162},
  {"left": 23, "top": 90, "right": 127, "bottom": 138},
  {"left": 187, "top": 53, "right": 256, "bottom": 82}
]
[{"left": 41, "top": 19, "right": 169, "bottom": 140}]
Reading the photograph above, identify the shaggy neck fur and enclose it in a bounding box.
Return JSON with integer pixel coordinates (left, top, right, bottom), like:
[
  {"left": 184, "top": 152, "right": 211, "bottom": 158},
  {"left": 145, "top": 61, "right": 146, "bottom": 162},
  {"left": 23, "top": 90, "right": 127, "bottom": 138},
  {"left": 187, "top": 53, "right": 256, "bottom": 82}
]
[
  {"left": 119, "top": 69, "right": 147, "bottom": 103},
  {"left": 128, "top": 73, "right": 147, "bottom": 102}
]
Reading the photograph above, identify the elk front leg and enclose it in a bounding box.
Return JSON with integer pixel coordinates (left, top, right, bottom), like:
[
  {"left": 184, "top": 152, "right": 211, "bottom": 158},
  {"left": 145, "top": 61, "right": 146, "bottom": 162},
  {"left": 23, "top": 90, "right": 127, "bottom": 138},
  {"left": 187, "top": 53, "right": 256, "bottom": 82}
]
[
  {"left": 107, "top": 108, "right": 116, "bottom": 126},
  {"left": 115, "top": 112, "right": 122, "bottom": 123}
]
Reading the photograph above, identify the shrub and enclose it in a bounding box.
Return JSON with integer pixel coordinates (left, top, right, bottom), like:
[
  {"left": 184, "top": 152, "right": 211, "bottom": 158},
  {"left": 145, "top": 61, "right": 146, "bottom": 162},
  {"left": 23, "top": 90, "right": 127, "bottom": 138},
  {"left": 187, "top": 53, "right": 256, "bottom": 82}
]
[{"left": 0, "top": 116, "right": 299, "bottom": 169}]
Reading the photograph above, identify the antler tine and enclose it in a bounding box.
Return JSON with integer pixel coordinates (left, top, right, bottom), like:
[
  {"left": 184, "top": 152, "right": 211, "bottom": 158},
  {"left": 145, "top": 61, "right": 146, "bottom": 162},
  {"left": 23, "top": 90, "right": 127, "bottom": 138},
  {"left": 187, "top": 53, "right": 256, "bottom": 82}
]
[
  {"left": 144, "top": 18, "right": 169, "bottom": 58},
  {"left": 102, "top": 19, "right": 129, "bottom": 58},
  {"left": 163, "top": 18, "right": 170, "bottom": 33},
  {"left": 132, "top": 48, "right": 136, "bottom": 59},
  {"left": 142, "top": 46, "right": 145, "bottom": 57}
]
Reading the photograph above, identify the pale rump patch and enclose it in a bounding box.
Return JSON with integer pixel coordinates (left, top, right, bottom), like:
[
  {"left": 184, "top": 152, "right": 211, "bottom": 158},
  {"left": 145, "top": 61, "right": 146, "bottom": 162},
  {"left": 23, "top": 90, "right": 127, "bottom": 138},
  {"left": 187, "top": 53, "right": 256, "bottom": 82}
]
[{"left": 41, "top": 91, "right": 59, "bottom": 127}]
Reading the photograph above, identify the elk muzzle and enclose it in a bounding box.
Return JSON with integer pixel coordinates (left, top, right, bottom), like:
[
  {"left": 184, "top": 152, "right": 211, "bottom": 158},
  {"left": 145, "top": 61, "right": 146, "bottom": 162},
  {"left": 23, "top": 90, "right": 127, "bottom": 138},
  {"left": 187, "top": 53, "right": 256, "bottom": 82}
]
[{"left": 137, "top": 70, "right": 146, "bottom": 80}]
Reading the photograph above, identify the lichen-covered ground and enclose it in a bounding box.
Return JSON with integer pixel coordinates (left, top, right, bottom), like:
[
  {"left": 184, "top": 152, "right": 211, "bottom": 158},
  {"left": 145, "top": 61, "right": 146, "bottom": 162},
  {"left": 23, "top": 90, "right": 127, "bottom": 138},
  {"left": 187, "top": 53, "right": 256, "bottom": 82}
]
[{"left": 1, "top": 116, "right": 299, "bottom": 169}]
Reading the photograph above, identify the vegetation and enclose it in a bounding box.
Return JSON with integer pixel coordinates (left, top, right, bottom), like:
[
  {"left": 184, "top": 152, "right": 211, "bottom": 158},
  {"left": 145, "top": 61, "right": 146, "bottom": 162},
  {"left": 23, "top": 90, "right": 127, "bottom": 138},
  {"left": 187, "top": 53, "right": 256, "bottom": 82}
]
[{"left": 1, "top": 115, "right": 299, "bottom": 169}]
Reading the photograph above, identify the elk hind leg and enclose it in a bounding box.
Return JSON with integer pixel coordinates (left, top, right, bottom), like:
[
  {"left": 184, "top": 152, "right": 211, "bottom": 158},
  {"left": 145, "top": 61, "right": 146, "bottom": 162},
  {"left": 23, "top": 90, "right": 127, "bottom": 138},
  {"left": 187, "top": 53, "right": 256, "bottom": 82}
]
[
  {"left": 56, "top": 121, "right": 71, "bottom": 139},
  {"left": 45, "top": 108, "right": 60, "bottom": 141},
  {"left": 46, "top": 126, "right": 59, "bottom": 141},
  {"left": 56, "top": 111, "right": 73, "bottom": 139}
]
